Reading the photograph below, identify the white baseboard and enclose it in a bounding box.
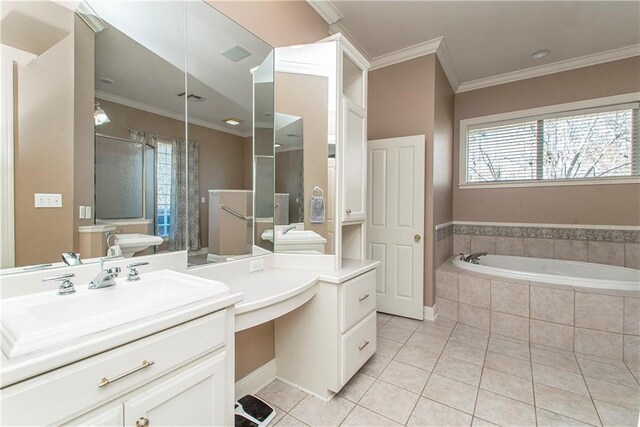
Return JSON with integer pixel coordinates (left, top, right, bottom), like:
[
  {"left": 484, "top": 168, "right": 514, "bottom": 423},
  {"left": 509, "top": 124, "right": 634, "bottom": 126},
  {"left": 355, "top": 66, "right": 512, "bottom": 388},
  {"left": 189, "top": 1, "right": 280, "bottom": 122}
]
[
  {"left": 276, "top": 375, "right": 335, "bottom": 402},
  {"left": 235, "top": 359, "right": 276, "bottom": 400},
  {"left": 423, "top": 305, "right": 437, "bottom": 321}
]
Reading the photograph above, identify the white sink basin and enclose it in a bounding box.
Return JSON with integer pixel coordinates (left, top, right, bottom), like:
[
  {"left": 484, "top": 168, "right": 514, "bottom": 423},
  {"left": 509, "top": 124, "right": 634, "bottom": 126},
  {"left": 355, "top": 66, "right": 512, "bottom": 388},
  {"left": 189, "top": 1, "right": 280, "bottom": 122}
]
[
  {"left": 114, "top": 233, "right": 164, "bottom": 257},
  {"left": 1, "top": 270, "right": 228, "bottom": 358}
]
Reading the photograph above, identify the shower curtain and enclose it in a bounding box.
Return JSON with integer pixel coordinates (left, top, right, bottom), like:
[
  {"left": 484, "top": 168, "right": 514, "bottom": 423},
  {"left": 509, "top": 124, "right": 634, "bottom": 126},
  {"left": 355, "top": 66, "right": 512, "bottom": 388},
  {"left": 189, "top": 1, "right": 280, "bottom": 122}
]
[{"left": 169, "top": 138, "right": 200, "bottom": 251}]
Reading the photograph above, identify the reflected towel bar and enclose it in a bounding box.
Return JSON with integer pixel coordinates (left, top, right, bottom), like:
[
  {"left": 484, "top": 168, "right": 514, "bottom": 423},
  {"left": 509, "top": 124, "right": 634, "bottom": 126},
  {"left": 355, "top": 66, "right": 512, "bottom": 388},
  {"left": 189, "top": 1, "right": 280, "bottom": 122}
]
[{"left": 220, "top": 204, "right": 249, "bottom": 221}]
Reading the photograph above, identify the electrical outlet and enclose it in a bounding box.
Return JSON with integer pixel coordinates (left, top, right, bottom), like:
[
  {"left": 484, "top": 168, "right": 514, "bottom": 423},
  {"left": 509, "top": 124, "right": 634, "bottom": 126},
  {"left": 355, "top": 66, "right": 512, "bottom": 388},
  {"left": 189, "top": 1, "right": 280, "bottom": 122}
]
[
  {"left": 249, "top": 258, "right": 264, "bottom": 273},
  {"left": 201, "top": 197, "right": 205, "bottom": 203}
]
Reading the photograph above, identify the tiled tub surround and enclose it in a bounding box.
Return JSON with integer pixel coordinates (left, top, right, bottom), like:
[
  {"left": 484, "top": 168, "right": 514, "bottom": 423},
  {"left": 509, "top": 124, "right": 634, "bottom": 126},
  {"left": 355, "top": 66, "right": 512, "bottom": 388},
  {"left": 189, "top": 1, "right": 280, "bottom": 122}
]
[
  {"left": 436, "top": 223, "right": 454, "bottom": 267},
  {"left": 452, "top": 223, "right": 640, "bottom": 269},
  {"left": 436, "top": 260, "right": 640, "bottom": 373}
]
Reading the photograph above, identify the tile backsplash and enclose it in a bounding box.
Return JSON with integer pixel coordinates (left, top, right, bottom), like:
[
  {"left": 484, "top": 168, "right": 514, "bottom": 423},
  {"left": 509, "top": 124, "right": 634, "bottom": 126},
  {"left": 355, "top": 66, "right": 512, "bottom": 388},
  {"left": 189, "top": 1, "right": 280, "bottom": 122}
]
[{"left": 446, "top": 222, "right": 639, "bottom": 269}]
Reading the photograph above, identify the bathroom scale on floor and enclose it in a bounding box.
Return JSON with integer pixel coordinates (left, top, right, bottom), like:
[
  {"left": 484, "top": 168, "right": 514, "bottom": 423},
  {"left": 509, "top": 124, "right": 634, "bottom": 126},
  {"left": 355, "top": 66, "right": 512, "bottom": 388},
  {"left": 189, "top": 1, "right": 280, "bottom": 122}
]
[{"left": 234, "top": 395, "right": 276, "bottom": 427}]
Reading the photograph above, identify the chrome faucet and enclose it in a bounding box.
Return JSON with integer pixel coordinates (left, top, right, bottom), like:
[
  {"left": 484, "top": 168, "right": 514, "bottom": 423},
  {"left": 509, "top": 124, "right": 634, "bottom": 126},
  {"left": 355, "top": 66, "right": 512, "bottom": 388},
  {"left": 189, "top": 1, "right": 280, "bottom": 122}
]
[
  {"left": 458, "top": 252, "right": 488, "bottom": 264},
  {"left": 88, "top": 255, "right": 122, "bottom": 290},
  {"left": 43, "top": 273, "right": 76, "bottom": 295},
  {"left": 282, "top": 225, "right": 297, "bottom": 235}
]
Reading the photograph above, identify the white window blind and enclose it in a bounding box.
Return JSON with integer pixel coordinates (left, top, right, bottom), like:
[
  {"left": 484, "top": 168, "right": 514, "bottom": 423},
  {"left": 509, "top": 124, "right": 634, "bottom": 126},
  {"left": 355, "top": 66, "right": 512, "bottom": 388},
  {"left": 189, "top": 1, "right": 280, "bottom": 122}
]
[{"left": 465, "top": 102, "right": 639, "bottom": 185}]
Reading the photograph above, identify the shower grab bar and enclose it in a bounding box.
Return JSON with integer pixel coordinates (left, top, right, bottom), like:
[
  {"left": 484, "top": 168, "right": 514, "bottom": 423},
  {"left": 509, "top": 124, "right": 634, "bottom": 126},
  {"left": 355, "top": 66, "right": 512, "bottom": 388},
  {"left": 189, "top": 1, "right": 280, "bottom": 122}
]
[{"left": 220, "top": 204, "right": 249, "bottom": 221}]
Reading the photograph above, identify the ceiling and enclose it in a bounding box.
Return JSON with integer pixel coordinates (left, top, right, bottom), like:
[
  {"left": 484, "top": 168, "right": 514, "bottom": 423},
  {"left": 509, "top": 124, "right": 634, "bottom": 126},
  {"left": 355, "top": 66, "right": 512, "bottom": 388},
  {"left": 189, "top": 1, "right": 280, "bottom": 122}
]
[
  {"left": 89, "top": 0, "right": 272, "bottom": 136},
  {"left": 313, "top": 1, "right": 640, "bottom": 91}
]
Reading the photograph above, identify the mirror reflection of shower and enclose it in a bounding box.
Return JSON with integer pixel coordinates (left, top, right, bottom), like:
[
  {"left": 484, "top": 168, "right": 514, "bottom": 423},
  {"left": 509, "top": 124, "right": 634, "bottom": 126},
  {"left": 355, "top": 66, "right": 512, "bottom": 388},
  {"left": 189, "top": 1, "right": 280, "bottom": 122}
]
[{"left": 275, "top": 114, "right": 304, "bottom": 226}]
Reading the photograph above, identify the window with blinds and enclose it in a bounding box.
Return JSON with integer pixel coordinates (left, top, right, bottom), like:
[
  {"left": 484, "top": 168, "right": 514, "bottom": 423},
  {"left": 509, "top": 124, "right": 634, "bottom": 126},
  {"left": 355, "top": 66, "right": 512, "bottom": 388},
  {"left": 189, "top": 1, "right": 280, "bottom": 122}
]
[{"left": 463, "top": 102, "right": 639, "bottom": 185}]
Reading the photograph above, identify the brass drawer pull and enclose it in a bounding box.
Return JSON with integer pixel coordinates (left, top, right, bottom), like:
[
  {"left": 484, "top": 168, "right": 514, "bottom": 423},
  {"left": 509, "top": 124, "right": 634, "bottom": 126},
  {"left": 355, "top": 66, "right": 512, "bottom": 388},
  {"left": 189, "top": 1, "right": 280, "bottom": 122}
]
[
  {"left": 136, "top": 417, "right": 150, "bottom": 427},
  {"left": 98, "top": 360, "right": 155, "bottom": 388},
  {"left": 358, "top": 340, "right": 370, "bottom": 351},
  {"left": 359, "top": 294, "right": 370, "bottom": 302}
]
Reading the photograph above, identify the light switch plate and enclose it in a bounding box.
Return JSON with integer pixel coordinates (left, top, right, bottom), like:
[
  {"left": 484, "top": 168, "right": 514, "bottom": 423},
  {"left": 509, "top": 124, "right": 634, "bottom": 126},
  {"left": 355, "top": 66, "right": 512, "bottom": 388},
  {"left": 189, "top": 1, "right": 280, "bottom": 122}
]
[
  {"left": 85, "top": 206, "right": 92, "bottom": 218},
  {"left": 249, "top": 258, "right": 264, "bottom": 273},
  {"left": 35, "top": 193, "right": 62, "bottom": 208},
  {"left": 79, "top": 206, "right": 86, "bottom": 219}
]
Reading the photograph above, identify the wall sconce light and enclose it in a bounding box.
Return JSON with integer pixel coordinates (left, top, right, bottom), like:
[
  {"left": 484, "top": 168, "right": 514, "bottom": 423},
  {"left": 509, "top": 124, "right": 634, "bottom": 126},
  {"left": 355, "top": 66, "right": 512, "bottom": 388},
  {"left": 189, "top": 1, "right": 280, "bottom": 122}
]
[{"left": 94, "top": 102, "right": 110, "bottom": 126}]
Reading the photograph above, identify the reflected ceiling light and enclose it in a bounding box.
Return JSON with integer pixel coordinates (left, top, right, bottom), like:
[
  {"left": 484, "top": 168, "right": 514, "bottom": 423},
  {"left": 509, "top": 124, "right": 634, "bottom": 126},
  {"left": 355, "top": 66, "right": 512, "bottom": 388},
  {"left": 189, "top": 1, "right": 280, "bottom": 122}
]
[
  {"left": 223, "top": 118, "right": 242, "bottom": 126},
  {"left": 290, "top": 45, "right": 305, "bottom": 50},
  {"left": 531, "top": 49, "right": 550, "bottom": 59},
  {"left": 275, "top": 144, "right": 282, "bottom": 148},
  {"left": 94, "top": 102, "right": 110, "bottom": 126}
]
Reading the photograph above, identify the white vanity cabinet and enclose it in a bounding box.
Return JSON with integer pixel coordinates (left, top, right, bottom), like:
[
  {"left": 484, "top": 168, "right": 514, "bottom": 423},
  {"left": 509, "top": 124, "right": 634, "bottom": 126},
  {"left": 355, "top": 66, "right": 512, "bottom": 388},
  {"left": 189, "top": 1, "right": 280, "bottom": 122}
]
[
  {"left": 275, "top": 267, "right": 377, "bottom": 399},
  {"left": 1, "top": 310, "right": 235, "bottom": 427}
]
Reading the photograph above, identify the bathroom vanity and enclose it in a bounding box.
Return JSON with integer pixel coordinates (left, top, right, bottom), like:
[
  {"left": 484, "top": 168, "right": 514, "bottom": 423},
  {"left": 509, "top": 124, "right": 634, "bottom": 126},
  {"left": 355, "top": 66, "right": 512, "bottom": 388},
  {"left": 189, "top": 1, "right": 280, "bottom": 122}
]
[{"left": 0, "top": 271, "right": 242, "bottom": 426}]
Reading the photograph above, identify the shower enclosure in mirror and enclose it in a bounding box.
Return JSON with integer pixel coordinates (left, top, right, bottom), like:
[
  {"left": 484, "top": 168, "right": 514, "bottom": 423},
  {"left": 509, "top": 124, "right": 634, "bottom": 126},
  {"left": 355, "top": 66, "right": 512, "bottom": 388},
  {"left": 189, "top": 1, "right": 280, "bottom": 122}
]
[{"left": 0, "top": 0, "right": 274, "bottom": 273}]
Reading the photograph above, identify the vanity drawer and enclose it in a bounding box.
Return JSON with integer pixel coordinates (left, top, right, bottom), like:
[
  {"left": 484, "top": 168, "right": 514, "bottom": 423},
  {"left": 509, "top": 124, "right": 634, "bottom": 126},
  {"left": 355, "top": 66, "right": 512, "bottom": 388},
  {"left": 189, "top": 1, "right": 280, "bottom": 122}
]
[
  {"left": 1, "top": 310, "right": 228, "bottom": 426},
  {"left": 341, "top": 270, "right": 376, "bottom": 332},
  {"left": 341, "top": 311, "right": 376, "bottom": 386}
]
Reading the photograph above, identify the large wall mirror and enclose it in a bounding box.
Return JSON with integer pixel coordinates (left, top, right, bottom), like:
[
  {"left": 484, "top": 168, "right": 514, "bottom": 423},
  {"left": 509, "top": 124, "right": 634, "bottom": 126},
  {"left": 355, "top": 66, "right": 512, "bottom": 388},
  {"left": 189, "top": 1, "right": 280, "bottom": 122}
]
[
  {"left": 267, "top": 43, "right": 337, "bottom": 255},
  {"left": 0, "top": 0, "right": 274, "bottom": 273}
]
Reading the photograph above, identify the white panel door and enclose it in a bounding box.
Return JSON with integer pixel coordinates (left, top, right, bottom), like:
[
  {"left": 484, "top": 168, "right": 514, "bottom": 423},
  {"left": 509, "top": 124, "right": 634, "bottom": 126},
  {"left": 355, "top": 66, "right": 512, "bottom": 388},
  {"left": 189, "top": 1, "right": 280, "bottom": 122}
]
[
  {"left": 123, "top": 352, "right": 228, "bottom": 427},
  {"left": 367, "top": 135, "right": 425, "bottom": 319}
]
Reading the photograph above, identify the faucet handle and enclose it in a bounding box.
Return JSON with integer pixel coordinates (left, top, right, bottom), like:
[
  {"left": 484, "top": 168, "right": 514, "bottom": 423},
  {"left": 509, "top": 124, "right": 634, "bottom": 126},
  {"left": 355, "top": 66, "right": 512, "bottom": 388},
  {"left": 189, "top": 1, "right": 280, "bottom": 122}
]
[
  {"left": 43, "top": 273, "right": 76, "bottom": 296},
  {"left": 126, "top": 262, "right": 149, "bottom": 282}
]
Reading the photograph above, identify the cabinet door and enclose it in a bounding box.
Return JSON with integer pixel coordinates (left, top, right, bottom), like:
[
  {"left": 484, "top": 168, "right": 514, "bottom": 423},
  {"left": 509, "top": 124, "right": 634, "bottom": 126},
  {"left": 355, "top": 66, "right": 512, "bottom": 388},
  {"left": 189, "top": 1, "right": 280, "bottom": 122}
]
[
  {"left": 123, "top": 352, "right": 228, "bottom": 427},
  {"left": 64, "top": 403, "right": 124, "bottom": 427},
  {"left": 342, "top": 97, "right": 366, "bottom": 222}
]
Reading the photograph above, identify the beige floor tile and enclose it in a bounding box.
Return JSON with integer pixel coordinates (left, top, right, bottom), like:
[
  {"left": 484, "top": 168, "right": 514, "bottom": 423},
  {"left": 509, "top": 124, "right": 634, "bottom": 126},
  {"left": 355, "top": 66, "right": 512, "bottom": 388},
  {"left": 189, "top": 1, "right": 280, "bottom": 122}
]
[
  {"left": 533, "top": 383, "right": 600, "bottom": 426},
  {"left": 386, "top": 316, "right": 422, "bottom": 332},
  {"left": 422, "top": 373, "right": 478, "bottom": 415},
  {"left": 442, "top": 339, "right": 487, "bottom": 366},
  {"left": 585, "top": 376, "right": 640, "bottom": 411},
  {"left": 378, "top": 360, "right": 430, "bottom": 394},
  {"left": 535, "top": 408, "right": 592, "bottom": 426},
  {"left": 471, "top": 417, "right": 500, "bottom": 426},
  {"left": 359, "top": 354, "right": 392, "bottom": 378},
  {"left": 593, "top": 400, "right": 640, "bottom": 427},
  {"left": 359, "top": 380, "right": 420, "bottom": 425},
  {"left": 393, "top": 344, "right": 441, "bottom": 372},
  {"left": 484, "top": 351, "right": 532, "bottom": 380},
  {"left": 338, "top": 373, "right": 375, "bottom": 403},
  {"left": 577, "top": 357, "right": 639, "bottom": 388},
  {"left": 487, "top": 336, "right": 530, "bottom": 361},
  {"left": 376, "top": 337, "right": 403, "bottom": 359},
  {"left": 340, "top": 405, "right": 401, "bottom": 427},
  {"left": 414, "top": 320, "right": 454, "bottom": 340},
  {"left": 275, "top": 414, "right": 309, "bottom": 426},
  {"left": 434, "top": 316, "right": 457, "bottom": 328},
  {"left": 474, "top": 389, "right": 536, "bottom": 426},
  {"left": 289, "top": 395, "right": 354, "bottom": 427},
  {"left": 480, "top": 367, "right": 534, "bottom": 404},
  {"left": 532, "top": 363, "right": 590, "bottom": 396},
  {"left": 434, "top": 355, "right": 483, "bottom": 386},
  {"left": 257, "top": 379, "right": 308, "bottom": 412},
  {"left": 377, "top": 312, "right": 392, "bottom": 330},
  {"left": 450, "top": 324, "right": 490, "bottom": 349},
  {"left": 377, "top": 323, "right": 414, "bottom": 343},
  {"left": 405, "top": 331, "right": 448, "bottom": 353},
  {"left": 531, "top": 346, "right": 581, "bottom": 374},
  {"left": 269, "top": 405, "right": 287, "bottom": 426},
  {"left": 407, "top": 397, "right": 473, "bottom": 427},
  {"left": 574, "top": 328, "right": 623, "bottom": 360}
]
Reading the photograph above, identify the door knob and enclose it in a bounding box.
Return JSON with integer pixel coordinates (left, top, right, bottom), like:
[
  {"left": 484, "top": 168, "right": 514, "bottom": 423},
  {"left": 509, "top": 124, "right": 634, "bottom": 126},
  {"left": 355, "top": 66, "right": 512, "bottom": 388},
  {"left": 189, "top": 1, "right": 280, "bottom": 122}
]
[
  {"left": 346, "top": 209, "right": 352, "bottom": 214},
  {"left": 414, "top": 234, "right": 421, "bottom": 242}
]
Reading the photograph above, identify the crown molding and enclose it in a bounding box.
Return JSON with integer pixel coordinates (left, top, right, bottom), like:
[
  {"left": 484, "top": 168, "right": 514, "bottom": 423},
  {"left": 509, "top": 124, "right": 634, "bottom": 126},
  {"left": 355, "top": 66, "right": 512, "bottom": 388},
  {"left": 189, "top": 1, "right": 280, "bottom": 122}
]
[
  {"left": 457, "top": 44, "right": 640, "bottom": 93},
  {"left": 435, "top": 38, "right": 460, "bottom": 92},
  {"left": 327, "top": 22, "right": 373, "bottom": 65},
  {"left": 307, "top": 0, "right": 343, "bottom": 25},
  {"left": 94, "top": 90, "right": 251, "bottom": 138},
  {"left": 370, "top": 37, "right": 442, "bottom": 71}
]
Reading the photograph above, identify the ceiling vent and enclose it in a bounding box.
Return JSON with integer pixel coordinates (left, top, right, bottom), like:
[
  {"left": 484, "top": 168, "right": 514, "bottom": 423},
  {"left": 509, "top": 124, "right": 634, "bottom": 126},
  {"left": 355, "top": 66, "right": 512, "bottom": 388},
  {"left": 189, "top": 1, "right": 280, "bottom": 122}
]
[
  {"left": 221, "top": 45, "right": 251, "bottom": 62},
  {"left": 176, "top": 93, "right": 206, "bottom": 102}
]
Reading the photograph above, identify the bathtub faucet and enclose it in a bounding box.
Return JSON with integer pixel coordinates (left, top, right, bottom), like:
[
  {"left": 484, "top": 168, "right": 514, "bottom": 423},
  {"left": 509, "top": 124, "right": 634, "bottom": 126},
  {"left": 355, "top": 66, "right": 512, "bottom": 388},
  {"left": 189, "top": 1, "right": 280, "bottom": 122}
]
[{"left": 459, "top": 252, "right": 487, "bottom": 264}]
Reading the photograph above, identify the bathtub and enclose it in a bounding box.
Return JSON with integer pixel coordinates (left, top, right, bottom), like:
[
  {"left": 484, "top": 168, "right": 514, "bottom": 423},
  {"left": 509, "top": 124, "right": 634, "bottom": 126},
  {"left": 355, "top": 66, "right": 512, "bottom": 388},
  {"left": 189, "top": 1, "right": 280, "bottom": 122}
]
[{"left": 452, "top": 254, "right": 640, "bottom": 291}]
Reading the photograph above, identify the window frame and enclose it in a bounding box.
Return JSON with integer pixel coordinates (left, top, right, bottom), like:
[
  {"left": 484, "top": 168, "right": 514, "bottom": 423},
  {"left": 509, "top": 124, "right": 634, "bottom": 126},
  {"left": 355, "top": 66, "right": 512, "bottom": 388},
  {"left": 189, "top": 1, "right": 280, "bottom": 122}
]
[{"left": 459, "top": 92, "right": 640, "bottom": 189}]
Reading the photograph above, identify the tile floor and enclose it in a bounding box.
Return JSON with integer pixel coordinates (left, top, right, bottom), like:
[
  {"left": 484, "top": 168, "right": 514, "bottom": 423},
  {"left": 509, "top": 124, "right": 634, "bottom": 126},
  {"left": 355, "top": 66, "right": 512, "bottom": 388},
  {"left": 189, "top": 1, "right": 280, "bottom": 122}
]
[{"left": 255, "top": 313, "right": 640, "bottom": 427}]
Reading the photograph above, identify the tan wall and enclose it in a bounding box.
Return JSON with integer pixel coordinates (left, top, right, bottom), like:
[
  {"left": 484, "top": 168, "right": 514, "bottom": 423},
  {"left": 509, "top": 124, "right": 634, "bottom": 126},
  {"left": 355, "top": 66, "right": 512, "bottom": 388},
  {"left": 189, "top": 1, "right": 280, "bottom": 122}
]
[
  {"left": 235, "top": 321, "right": 275, "bottom": 380},
  {"left": 208, "top": 1, "right": 328, "bottom": 47},
  {"left": 275, "top": 72, "right": 329, "bottom": 241},
  {"left": 73, "top": 16, "right": 95, "bottom": 253},
  {"left": 453, "top": 57, "right": 640, "bottom": 226},
  {"left": 96, "top": 99, "right": 247, "bottom": 248},
  {"left": 368, "top": 55, "right": 440, "bottom": 307},
  {"left": 13, "top": 3, "right": 75, "bottom": 266}
]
